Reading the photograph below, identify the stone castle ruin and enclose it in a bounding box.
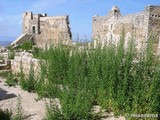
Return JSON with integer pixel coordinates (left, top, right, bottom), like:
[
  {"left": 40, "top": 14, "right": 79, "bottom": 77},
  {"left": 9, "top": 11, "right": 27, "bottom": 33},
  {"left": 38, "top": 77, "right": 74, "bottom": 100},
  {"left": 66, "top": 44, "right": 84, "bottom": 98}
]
[
  {"left": 92, "top": 5, "right": 160, "bottom": 53},
  {"left": 2, "top": 5, "right": 160, "bottom": 78},
  {"left": 12, "top": 12, "right": 72, "bottom": 48},
  {"left": 10, "top": 5, "right": 160, "bottom": 52}
]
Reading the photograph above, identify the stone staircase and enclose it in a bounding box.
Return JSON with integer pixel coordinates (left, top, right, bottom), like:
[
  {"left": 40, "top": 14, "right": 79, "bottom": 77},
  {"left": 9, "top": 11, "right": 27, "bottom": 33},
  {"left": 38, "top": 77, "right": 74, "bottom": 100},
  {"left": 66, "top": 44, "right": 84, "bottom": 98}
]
[{"left": 11, "top": 34, "right": 34, "bottom": 47}]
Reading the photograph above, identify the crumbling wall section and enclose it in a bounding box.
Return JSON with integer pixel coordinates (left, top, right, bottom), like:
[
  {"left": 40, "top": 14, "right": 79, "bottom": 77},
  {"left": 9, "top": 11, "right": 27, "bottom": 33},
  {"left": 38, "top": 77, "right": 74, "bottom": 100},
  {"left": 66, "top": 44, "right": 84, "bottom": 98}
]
[
  {"left": 35, "top": 15, "right": 72, "bottom": 48},
  {"left": 92, "top": 5, "right": 149, "bottom": 49},
  {"left": 22, "top": 12, "right": 72, "bottom": 49},
  {"left": 146, "top": 6, "right": 160, "bottom": 53},
  {"left": 23, "top": 12, "right": 41, "bottom": 35},
  {"left": 11, "top": 52, "right": 39, "bottom": 76}
]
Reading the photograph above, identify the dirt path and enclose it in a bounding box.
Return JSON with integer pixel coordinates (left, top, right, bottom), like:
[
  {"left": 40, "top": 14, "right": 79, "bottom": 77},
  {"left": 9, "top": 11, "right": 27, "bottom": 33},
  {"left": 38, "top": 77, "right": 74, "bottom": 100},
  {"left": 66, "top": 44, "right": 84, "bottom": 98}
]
[{"left": 0, "top": 77, "right": 47, "bottom": 120}]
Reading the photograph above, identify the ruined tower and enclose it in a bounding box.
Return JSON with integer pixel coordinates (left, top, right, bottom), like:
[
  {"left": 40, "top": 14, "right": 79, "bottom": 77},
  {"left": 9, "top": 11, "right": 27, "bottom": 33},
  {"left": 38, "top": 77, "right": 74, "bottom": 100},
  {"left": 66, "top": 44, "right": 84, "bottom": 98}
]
[
  {"left": 12, "top": 12, "right": 72, "bottom": 48},
  {"left": 92, "top": 5, "right": 160, "bottom": 53},
  {"left": 22, "top": 12, "right": 42, "bottom": 35}
]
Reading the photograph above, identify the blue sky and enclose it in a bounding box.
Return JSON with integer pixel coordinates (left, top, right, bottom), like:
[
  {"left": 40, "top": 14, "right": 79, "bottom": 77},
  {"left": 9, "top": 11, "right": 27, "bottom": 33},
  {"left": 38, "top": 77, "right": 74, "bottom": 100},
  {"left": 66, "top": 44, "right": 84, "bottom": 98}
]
[{"left": 0, "top": 0, "right": 159, "bottom": 41}]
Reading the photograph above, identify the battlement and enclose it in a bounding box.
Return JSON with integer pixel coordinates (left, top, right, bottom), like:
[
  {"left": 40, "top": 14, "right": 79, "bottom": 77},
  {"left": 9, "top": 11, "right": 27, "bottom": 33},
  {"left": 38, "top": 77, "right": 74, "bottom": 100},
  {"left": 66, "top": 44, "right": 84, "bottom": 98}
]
[{"left": 23, "top": 12, "right": 47, "bottom": 17}]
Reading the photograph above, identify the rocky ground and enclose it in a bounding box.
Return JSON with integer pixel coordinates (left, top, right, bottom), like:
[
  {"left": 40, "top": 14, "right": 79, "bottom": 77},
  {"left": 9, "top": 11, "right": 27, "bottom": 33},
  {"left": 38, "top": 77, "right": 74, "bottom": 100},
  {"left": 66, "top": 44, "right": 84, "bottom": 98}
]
[
  {"left": 0, "top": 77, "right": 47, "bottom": 120},
  {"left": 0, "top": 77, "right": 125, "bottom": 120}
]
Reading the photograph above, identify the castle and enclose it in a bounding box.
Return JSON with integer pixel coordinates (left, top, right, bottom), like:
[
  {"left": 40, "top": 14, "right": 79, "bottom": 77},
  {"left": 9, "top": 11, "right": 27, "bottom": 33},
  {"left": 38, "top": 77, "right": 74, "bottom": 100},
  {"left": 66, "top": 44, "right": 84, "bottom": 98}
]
[
  {"left": 11, "top": 5, "right": 160, "bottom": 52},
  {"left": 12, "top": 12, "right": 72, "bottom": 48},
  {"left": 92, "top": 5, "right": 160, "bottom": 53}
]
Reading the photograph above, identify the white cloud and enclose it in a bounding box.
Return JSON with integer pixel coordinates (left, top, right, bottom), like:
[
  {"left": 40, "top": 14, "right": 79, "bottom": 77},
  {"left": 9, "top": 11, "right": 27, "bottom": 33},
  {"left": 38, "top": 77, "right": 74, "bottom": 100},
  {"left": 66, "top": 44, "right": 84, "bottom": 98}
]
[{"left": 29, "top": 0, "right": 66, "bottom": 12}]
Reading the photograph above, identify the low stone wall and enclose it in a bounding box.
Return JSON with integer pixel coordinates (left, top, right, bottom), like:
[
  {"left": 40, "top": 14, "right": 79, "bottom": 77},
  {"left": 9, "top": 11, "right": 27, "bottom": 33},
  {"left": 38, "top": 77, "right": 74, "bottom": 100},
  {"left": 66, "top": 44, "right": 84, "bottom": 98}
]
[
  {"left": 0, "top": 61, "right": 11, "bottom": 70},
  {"left": 0, "top": 52, "right": 8, "bottom": 60},
  {"left": 0, "top": 51, "right": 11, "bottom": 70},
  {"left": 11, "top": 52, "right": 40, "bottom": 76}
]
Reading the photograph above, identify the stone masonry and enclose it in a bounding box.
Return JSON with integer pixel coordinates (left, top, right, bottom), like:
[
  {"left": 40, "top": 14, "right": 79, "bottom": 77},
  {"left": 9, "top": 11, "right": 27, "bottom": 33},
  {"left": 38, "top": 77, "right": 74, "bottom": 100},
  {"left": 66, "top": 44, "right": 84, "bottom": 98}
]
[
  {"left": 11, "top": 52, "right": 39, "bottom": 76},
  {"left": 92, "top": 5, "right": 160, "bottom": 53},
  {"left": 12, "top": 12, "right": 72, "bottom": 49}
]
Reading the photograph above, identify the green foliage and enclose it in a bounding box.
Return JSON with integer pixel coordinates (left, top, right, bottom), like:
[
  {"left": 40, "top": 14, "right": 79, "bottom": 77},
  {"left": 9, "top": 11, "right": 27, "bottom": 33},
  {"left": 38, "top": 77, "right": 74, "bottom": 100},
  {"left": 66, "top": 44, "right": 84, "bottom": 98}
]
[
  {"left": 0, "top": 55, "right": 3, "bottom": 60},
  {"left": 16, "top": 41, "right": 33, "bottom": 51},
  {"left": 33, "top": 47, "right": 43, "bottom": 58},
  {"left": 6, "top": 72, "right": 17, "bottom": 87},
  {"left": 0, "top": 71, "right": 11, "bottom": 78},
  {"left": 19, "top": 63, "right": 36, "bottom": 92},
  {"left": 7, "top": 45, "right": 14, "bottom": 51},
  {"left": 0, "top": 109, "right": 12, "bottom": 120},
  {"left": 12, "top": 95, "right": 23, "bottom": 120},
  {"left": 32, "top": 35, "right": 160, "bottom": 119},
  {"left": 0, "top": 97, "right": 23, "bottom": 120},
  {"left": 45, "top": 100, "right": 64, "bottom": 120},
  {"left": 8, "top": 50, "right": 15, "bottom": 59},
  {"left": 21, "top": 41, "right": 33, "bottom": 51}
]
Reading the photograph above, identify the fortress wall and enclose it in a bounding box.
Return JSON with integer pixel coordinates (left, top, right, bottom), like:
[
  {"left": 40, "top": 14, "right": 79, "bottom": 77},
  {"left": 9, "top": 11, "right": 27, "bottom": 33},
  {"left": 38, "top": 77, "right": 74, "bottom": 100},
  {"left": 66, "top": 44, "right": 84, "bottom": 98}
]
[
  {"left": 35, "top": 16, "right": 71, "bottom": 48},
  {"left": 92, "top": 7, "right": 150, "bottom": 51},
  {"left": 148, "top": 6, "right": 160, "bottom": 41},
  {"left": 114, "top": 11, "right": 149, "bottom": 49},
  {"left": 146, "top": 6, "right": 160, "bottom": 53}
]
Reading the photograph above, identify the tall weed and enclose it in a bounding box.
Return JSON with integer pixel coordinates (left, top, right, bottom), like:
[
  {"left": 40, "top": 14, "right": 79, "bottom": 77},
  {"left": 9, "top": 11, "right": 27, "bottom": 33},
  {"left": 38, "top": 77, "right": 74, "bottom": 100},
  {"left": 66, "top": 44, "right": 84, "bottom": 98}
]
[{"left": 36, "top": 36, "right": 160, "bottom": 119}]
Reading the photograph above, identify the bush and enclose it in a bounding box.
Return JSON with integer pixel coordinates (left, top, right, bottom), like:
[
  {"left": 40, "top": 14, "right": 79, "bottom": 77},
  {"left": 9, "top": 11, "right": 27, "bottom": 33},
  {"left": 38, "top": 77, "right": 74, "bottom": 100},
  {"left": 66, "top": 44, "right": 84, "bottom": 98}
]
[
  {"left": 15, "top": 41, "right": 33, "bottom": 51},
  {"left": 0, "top": 71, "right": 11, "bottom": 78},
  {"left": 0, "top": 96, "right": 23, "bottom": 120},
  {"left": 33, "top": 35, "right": 160, "bottom": 119},
  {"left": 6, "top": 72, "right": 17, "bottom": 87},
  {"left": 8, "top": 50, "right": 15, "bottom": 59},
  {"left": 33, "top": 47, "right": 43, "bottom": 58},
  {"left": 12, "top": 95, "right": 23, "bottom": 120},
  {"left": 0, "top": 109, "right": 12, "bottom": 120},
  {"left": 19, "top": 63, "right": 36, "bottom": 92}
]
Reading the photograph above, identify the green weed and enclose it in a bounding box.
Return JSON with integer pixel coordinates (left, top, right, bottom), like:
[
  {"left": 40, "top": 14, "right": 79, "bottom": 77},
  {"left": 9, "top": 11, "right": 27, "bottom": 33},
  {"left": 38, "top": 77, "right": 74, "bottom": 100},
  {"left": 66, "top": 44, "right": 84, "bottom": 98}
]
[
  {"left": 24, "top": 35, "right": 160, "bottom": 119},
  {"left": 5, "top": 72, "right": 17, "bottom": 87}
]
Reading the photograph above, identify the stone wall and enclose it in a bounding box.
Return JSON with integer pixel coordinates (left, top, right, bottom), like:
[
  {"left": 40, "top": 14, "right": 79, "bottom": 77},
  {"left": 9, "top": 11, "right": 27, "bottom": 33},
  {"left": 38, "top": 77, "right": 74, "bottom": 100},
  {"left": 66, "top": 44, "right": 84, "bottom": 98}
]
[
  {"left": 147, "top": 6, "right": 160, "bottom": 47},
  {"left": 22, "top": 12, "right": 72, "bottom": 49},
  {"left": 92, "top": 5, "right": 160, "bottom": 53},
  {"left": 11, "top": 52, "right": 39, "bottom": 76},
  {"left": 36, "top": 16, "right": 71, "bottom": 48}
]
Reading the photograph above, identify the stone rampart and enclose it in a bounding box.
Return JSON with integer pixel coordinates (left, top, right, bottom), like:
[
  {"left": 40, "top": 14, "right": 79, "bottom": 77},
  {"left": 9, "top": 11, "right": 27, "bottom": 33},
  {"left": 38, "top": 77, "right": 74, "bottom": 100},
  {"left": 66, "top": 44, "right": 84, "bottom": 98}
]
[{"left": 93, "top": 5, "right": 160, "bottom": 53}]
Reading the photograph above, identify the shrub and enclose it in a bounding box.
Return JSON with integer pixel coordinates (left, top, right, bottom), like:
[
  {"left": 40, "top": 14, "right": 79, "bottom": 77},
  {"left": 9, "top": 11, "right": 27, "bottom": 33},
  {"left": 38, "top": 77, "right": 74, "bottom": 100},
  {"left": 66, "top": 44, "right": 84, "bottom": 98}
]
[
  {"left": 19, "top": 63, "right": 36, "bottom": 92},
  {"left": 35, "top": 35, "right": 160, "bottom": 119},
  {"left": 15, "top": 41, "right": 33, "bottom": 51},
  {"left": 12, "top": 95, "right": 23, "bottom": 120},
  {"left": 33, "top": 47, "right": 43, "bottom": 58},
  {"left": 6, "top": 72, "right": 17, "bottom": 87},
  {"left": 0, "top": 109, "right": 12, "bottom": 120},
  {"left": 21, "top": 41, "right": 33, "bottom": 51},
  {"left": 0, "top": 71, "right": 11, "bottom": 78},
  {"left": 8, "top": 50, "right": 15, "bottom": 59}
]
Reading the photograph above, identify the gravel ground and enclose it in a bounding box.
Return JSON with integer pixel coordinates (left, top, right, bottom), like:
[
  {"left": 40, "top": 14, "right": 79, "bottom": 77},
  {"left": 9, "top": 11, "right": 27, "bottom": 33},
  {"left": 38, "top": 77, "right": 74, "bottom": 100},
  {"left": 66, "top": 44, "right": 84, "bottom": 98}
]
[
  {"left": 0, "top": 77, "right": 47, "bottom": 120},
  {"left": 0, "top": 77, "right": 125, "bottom": 120}
]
